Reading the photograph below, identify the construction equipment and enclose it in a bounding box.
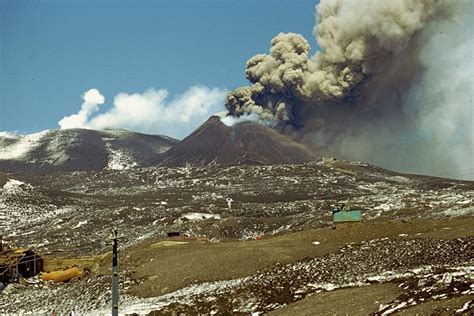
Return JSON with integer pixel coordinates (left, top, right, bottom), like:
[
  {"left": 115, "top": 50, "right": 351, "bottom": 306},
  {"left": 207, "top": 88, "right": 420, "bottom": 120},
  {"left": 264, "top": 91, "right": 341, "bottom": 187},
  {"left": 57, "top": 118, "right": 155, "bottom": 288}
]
[{"left": 0, "top": 243, "right": 43, "bottom": 286}]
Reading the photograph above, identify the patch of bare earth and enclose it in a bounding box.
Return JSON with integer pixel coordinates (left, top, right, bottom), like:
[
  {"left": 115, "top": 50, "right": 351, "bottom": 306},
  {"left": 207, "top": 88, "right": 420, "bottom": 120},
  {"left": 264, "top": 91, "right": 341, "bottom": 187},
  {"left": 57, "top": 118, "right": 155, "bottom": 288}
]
[
  {"left": 268, "top": 283, "right": 403, "bottom": 316},
  {"left": 123, "top": 216, "right": 474, "bottom": 298}
]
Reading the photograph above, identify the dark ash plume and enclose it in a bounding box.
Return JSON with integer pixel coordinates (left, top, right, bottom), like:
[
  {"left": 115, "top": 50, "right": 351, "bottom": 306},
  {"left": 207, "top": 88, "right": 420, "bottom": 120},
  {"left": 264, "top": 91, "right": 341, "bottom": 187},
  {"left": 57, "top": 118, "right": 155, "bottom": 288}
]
[{"left": 224, "top": 0, "right": 473, "bottom": 178}]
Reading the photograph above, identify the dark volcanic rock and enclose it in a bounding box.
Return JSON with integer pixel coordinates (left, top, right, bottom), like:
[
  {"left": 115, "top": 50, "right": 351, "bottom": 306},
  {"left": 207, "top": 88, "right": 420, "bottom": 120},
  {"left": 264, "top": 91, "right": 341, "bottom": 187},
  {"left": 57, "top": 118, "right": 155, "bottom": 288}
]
[{"left": 158, "top": 116, "right": 318, "bottom": 166}]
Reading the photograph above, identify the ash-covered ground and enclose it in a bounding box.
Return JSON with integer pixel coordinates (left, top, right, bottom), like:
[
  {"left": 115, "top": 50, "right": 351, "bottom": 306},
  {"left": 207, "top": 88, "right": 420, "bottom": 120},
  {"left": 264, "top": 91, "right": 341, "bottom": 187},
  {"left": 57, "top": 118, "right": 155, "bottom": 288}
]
[
  {"left": 1, "top": 159, "right": 473, "bottom": 255},
  {"left": 0, "top": 159, "right": 473, "bottom": 314},
  {"left": 1, "top": 235, "right": 472, "bottom": 314}
]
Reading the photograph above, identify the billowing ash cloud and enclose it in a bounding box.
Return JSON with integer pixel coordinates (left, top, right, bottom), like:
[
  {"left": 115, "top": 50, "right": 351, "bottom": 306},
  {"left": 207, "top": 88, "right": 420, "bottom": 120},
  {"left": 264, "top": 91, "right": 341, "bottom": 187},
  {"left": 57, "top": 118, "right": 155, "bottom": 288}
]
[
  {"left": 224, "top": 0, "right": 473, "bottom": 178},
  {"left": 59, "top": 86, "right": 227, "bottom": 139}
]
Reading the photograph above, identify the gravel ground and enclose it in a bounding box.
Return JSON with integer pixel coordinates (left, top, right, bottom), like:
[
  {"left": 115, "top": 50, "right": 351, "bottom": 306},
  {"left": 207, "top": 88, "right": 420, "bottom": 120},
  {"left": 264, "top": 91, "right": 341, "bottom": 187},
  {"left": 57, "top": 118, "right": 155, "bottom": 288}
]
[
  {"left": 1, "top": 236, "right": 471, "bottom": 314},
  {"left": 2, "top": 160, "right": 473, "bottom": 256}
]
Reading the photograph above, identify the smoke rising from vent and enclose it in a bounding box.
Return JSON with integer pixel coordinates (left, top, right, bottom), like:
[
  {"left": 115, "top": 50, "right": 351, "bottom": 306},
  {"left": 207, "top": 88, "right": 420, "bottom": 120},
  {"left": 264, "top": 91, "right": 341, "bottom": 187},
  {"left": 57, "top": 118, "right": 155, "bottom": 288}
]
[
  {"left": 59, "top": 86, "right": 227, "bottom": 139},
  {"left": 59, "top": 89, "right": 105, "bottom": 129},
  {"left": 224, "top": 0, "right": 473, "bottom": 178}
]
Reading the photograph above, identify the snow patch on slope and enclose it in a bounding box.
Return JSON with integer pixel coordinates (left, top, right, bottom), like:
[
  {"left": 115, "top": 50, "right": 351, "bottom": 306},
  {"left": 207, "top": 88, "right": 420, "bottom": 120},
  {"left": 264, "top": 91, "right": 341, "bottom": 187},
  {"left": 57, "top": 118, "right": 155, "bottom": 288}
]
[
  {"left": 95, "top": 278, "right": 248, "bottom": 315},
  {"left": 179, "top": 212, "right": 221, "bottom": 222},
  {"left": 106, "top": 145, "right": 138, "bottom": 170},
  {"left": 0, "top": 130, "right": 50, "bottom": 160},
  {"left": 2, "top": 179, "right": 32, "bottom": 192},
  {"left": 442, "top": 206, "right": 474, "bottom": 217}
]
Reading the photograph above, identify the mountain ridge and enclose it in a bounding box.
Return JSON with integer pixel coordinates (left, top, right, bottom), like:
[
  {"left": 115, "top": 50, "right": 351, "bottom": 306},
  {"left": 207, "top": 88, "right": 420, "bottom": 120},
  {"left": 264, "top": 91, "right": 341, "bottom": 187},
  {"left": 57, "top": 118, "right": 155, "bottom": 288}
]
[
  {"left": 1, "top": 117, "right": 320, "bottom": 172},
  {"left": 0, "top": 128, "right": 177, "bottom": 173}
]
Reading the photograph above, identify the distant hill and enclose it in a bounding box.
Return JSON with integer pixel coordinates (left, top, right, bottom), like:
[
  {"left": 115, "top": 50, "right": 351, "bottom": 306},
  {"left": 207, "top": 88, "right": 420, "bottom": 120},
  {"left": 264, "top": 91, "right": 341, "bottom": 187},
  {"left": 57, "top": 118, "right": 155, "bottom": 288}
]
[
  {"left": 0, "top": 128, "right": 177, "bottom": 173},
  {"left": 158, "top": 116, "right": 318, "bottom": 166}
]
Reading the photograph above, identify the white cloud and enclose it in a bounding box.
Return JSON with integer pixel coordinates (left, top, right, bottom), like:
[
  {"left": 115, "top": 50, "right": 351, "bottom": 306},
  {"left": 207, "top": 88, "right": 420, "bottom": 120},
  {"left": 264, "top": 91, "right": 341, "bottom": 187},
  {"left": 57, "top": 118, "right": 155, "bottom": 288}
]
[
  {"left": 58, "top": 88, "right": 105, "bottom": 129},
  {"left": 58, "top": 86, "right": 227, "bottom": 139}
]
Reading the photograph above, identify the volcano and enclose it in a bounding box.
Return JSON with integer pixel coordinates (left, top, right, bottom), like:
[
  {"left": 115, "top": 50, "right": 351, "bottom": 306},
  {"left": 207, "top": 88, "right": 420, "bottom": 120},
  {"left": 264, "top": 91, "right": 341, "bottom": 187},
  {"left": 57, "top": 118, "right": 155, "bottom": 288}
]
[{"left": 158, "top": 116, "right": 318, "bottom": 166}]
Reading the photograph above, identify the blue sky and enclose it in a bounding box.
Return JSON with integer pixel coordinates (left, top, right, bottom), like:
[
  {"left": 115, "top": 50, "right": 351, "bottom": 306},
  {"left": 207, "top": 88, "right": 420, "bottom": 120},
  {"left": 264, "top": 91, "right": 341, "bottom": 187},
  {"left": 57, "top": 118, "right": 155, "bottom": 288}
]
[{"left": 0, "top": 0, "right": 320, "bottom": 137}]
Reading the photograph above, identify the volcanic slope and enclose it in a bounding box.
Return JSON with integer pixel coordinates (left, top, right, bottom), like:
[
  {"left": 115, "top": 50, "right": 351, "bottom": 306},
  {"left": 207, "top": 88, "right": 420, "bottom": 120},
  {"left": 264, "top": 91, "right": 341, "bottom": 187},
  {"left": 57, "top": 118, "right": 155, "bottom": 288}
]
[
  {"left": 2, "top": 159, "right": 473, "bottom": 255},
  {"left": 0, "top": 159, "right": 473, "bottom": 314},
  {"left": 0, "top": 128, "right": 177, "bottom": 173},
  {"left": 158, "top": 116, "right": 318, "bottom": 166}
]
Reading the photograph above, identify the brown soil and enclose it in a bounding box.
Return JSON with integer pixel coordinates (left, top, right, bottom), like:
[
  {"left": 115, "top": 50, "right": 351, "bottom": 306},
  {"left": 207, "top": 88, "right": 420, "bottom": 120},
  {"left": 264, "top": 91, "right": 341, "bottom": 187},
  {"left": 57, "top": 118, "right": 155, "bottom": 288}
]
[
  {"left": 268, "top": 282, "right": 403, "bottom": 316},
  {"left": 115, "top": 216, "right": 473, "bottom": 298},
  {"left": 43, "top": 256, "right": 103, "bottom": 273}
]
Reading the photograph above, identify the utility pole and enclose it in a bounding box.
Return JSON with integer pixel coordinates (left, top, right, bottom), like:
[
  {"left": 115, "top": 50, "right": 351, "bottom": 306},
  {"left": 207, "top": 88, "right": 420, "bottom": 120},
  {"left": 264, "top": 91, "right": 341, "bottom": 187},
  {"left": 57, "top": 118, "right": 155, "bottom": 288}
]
[{"left": 111, "top": 229, "right": 122, "bottom": 316}]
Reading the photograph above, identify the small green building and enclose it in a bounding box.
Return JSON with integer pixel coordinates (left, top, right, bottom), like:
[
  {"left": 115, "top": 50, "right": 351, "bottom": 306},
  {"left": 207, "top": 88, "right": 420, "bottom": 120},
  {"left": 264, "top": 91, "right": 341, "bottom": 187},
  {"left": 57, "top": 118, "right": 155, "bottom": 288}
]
[{"left": 332, "top": 203, "right": 361, "bottom": 223}]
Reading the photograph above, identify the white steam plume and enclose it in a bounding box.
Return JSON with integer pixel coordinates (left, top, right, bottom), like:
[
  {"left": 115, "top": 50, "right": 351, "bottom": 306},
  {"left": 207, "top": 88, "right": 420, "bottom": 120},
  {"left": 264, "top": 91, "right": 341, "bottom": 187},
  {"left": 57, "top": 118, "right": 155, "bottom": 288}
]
[
  {"left": 59, "top": 89, "right": 105, "bottom": 129},
  {"left": 59, "top": 86, "right": 227, "bottom": 139},
  {"left": 220, "top": 112, "right": 274, "bottom": 127}
]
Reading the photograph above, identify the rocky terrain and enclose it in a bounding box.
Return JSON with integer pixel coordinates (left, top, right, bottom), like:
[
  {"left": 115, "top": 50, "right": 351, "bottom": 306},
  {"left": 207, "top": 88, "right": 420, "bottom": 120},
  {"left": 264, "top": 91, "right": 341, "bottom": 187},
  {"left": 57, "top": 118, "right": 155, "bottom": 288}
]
[
  {"left": 121, "top": 237, "right": 473, "bottom": 315},
  {"left": 0, "top": 157, "right": 473, "bottom": 314},
  {"left": 1, "top": 0, "right": 472, "bottom": 312},
  {"left": 0, "top": 224, "right": 472, "bottom": 314},
  {"left": 1, "top": 159, "right": 472, "bottom": 255}
]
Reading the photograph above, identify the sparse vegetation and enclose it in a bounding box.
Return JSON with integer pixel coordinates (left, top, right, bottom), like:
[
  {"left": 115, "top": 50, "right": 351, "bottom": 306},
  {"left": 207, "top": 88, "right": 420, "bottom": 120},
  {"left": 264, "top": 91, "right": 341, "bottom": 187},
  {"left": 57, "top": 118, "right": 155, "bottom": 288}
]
[{"left": 0, "top": 161, "right": 472, "bottom": 314}]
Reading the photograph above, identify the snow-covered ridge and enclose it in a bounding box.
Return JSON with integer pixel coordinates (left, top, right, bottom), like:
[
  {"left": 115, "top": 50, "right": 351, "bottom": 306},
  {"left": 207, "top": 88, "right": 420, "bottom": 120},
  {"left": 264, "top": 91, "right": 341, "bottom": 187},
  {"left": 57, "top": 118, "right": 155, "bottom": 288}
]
[
  {"left": 0, "top": 131, "right": 18, "bottom": 139},
  {"left": 0, "top": 128, "right": 177, "bottom": 173},
  {"left": 0, "top": 130, "right": 50, "bottom": 160}
]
